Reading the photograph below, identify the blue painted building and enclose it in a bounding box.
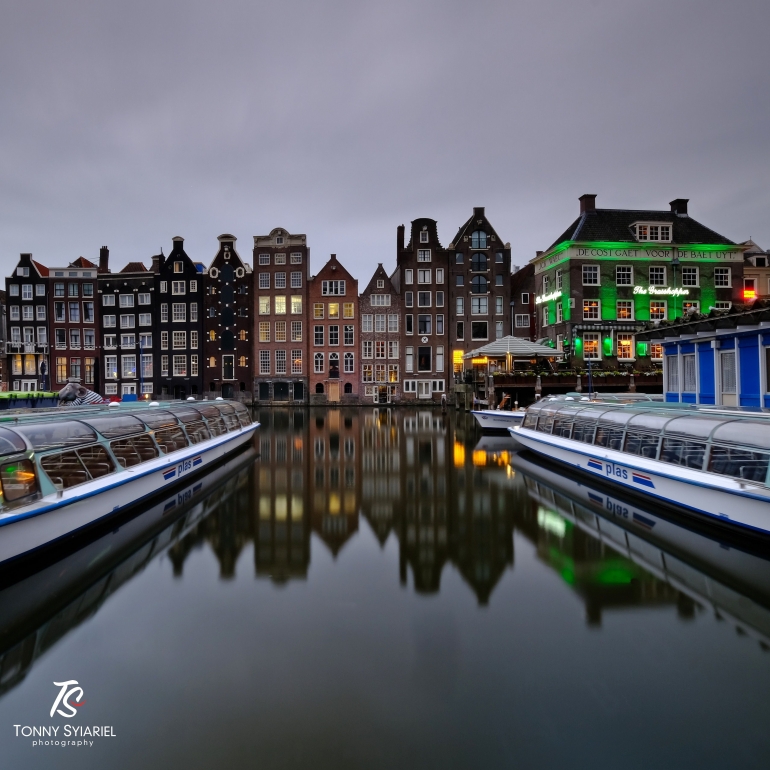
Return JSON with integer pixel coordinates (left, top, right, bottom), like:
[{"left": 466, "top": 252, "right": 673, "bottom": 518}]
[{"left": 639, "top": 304, "right": 770, "bottom": 407}]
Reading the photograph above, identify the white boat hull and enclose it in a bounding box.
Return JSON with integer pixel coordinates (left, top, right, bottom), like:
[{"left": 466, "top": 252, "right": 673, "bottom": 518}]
[
  {"left": 510, "top": 425, "right": 770, "bottom": 537},
  {"left": 471, "top": 410, "right": 526, "bottom": 430},
  {"left": 0, "top": 424, "right": 258, "bottom": 565}
]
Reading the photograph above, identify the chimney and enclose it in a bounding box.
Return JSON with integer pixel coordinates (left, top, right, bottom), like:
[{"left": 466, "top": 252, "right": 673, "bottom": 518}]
[
  {"left": 670, "top": 198, "right": 689, "bottom": 217},
  {"left": 579, "top": 194, "right": 597, "bottom": 214},
  {"left": 536, "top": 250, "right": 544, "bottom": 257},
  {"left": 157, "top": 247, "right": 165, "bottom": 272},
  {"left": 99, "top": 245, "right": 109, "bottom": 273},
  {"left": 473, "top": 206, "right": 485, "bottom": 219},
  {"left": 397, "top": 224, "right": 405, "bottom": 252},
  {"left": 171, "top": 236, "right": 184, "bottom": 253}
]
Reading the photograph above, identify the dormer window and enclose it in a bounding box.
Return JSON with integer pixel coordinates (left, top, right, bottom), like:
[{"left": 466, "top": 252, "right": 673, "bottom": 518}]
[
  {"left": 276, "top": 236, "right": 284, "bottom": 245},
  {"left": 420, "top": 229, "right": 429, "bottom": 243},
  {"left": 174, "top": 261, "right": 183, "bottom": 273},
  {"left": 633, "top": 223, "right": 672, "bottom": 243},
  {"left": 471, "top": 231, "right": 488, "bottom": 249},
  {"left": 377, "top": 279, "right": 384, "bottom": 288}
]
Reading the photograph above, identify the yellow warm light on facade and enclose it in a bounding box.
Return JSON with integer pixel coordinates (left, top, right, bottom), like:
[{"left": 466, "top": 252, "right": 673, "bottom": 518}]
[
  {"left": 453, "top": 350, "right": 464, "bottom": 364},
  {"left": 471, "top": 357, "right": 489, "bottom": 365}
]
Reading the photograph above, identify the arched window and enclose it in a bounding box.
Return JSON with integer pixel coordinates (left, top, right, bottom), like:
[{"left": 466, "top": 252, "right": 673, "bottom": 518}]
[
  {"left": 344, "top": 382, "right": 352, "bottom": 394},
  {"left": 315, "top": 383, "right": 324, "bottom": 394},
  {"left": 238, "top": 329, "right": 247, "bottom": 341},
  {"left": 471, "top": 275, "right": 489, "bottom": 294},
  {"left": 329, "top": 352, "right": 340, "bottom": 378},
  {"left": 471, "top": 253, "right": 488, "bottom": 272},
  {"left": 471, "top": 230, "right": 487, "bottom": 249},
  {"left": 221, "top": 330, "right": 235, "bottom": 351},
  {"left": 314, "top": 352, "right": 324, "bottom": 373},
  {"left": 209, "top": 356, "right": 216, "bottom": 367},
  {"left": 209, "top": 330, "right": 216, "bottom": 341},
  {"left": 239, "top": 356, "right": 247, "bottom": 367},
  {"left": 344, "top": 352, "right": 354, "bottom": 373}
]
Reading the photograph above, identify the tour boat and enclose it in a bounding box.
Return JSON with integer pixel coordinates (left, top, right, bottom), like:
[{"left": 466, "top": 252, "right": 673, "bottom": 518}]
[
  {"left": 471, "top": 409, "right": 526, "bottom": 430},
  {"left": 0, "top": 400, "right": 258, "bottom": 566},
  {"left": 509, "top": 398, "right": 770, "bottom": 537}
]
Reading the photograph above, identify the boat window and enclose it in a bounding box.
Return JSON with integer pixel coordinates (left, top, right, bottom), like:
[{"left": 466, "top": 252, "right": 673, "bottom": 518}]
[
  {"left": 154, "top": 425, "right": 189, "bottom": 454},
  {"left": 664, "top": 416, "right": 724, "bottom": 441},
  {"left": 660, "top": 438, "right": 707, "bottom": 470},
  {"left": 219, "top": 404, "right": 240, "bottom": 432},
  {"left": 16, "top": 422, "right": 97, "bottom": 451},
  {"left": 172, "top": 408, "right": 203, "bottom": 424},
  {"left": 83, "top": 415, "right": 145, "bottom": 439},
  {"left": 76, "top": 445, "right": 115, "bottom": 479},
  {"left": 624, "top": 431, "right": 659, "bottom": 458},
  {"left": 522, "top": 411, "right": 539, "bottom": 429},
  {"left": 184, "top": 421, "right": 211, "bottom": 445},
  {"left": 0, "top": 427, "right": 28, "bottom": 456},
  {"left": 709, "top": 444, "right": 770, "bottom": 483},
  {"left": 626, "top": 413, "right": 673, "bottom": 433},
  {"left": 40, "top": 445, "right": 115, "bottom": 489},
  {"left": 537, "top": 410, "right": 557, "bottom": 434},
  {"left": 551, "top": 416, "right": 574, "bottom": 439},
  {"left": 232, "top": 402, "right": 252, "bottom": 426},
  {"left": 594, "top": 411, "right": 634, "bottom": 426},
  {"left": 111, "top": 435, "right": 159, "bottom": 468},
  {"left": 711, "top": 421, "right": 770, "bottom": 451},
  {"left": 594, "top": 422, "right": 625, "bottom": 450},
  {"left": 0, "top": 459, "right": 37, "bottom": 502},
  {"left": 571, "top": 420, "right": 596, "bottom": 444},
  {"left": 193, "top": 406, "right": 227, "bottom": 437},
  {"left": 141, "top": 411, "right": 179, "bottom": 430}
]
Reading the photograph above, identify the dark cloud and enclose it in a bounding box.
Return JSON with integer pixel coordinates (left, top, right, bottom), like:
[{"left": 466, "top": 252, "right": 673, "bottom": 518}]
[{"left": 1, "top": 0, "right": 768, "bottom": 277}]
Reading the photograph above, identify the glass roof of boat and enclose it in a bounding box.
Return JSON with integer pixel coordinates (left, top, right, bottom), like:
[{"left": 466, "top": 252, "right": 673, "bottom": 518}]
[
  {"left": 527, "top": 397, "right": 770, "bottom": 446},
  {"left": 0, "top": 401, "right": 250, "bottom": 451}
]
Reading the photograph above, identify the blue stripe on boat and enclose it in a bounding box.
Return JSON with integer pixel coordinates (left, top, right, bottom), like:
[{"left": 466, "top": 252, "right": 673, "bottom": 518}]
[
  {"left": 632, "top": 472, "right": 655, "bottom": 488},
  {"left": 163, "top": 469, "right": 176, "bottom": 480}
]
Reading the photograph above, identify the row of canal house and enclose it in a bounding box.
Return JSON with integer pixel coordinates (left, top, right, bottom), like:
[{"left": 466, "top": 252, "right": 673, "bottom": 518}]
[{"left": 4, "top": 196, "right": 753, "bottom": 401}]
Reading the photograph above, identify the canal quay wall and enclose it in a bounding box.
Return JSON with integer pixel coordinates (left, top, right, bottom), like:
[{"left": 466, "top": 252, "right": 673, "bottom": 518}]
[{"left": 7, "top": 194, "right": 747, "bottom": 406}]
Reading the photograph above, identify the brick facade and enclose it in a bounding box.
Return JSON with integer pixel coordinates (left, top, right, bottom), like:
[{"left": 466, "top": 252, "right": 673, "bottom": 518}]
[
  {"left": 308, "top": 254, "right": 358, "bottom": 404},
  {"left": 252, "top": 228, "right": 309, "bottom": 404}
]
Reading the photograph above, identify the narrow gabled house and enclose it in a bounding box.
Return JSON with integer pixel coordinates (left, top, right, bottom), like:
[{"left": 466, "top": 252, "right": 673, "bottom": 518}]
[
  {"left": 203, "top": 234, "right": 253, "bottom": 401},
  {"left": 308, "top": 254, "right": 358, "bottom": 404},
  {"left": 359, "top": 263, "right": 402, "bottom": 403},
  {"left": 394, "top": 219, "right": 449, "bottom": 402},
  {"left": 448, "top": 206, "right": 512, "bottom": 365},
  {"left": 48, "top": 252, "right": 105, "bottom": 392},
  {"left": 5, "top": 253, "right": 50, "bottom": 392},
  {"left": 252, "top": 228, "right": 310, "bottom": 404},
  {"left": 153, "top": 237, "right": 204, "bottom": 399},
  {"left": 98, "top": 259, "right": 154, "bottom": 399}
]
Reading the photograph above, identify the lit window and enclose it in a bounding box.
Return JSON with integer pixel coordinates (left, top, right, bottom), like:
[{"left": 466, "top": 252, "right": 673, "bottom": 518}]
[
  {"left": 617, "top": 334, "right": 634, "bottom": 360},
  {"left": 583, "top": 300, "right": 600, "bottom": 320},
  {"left": 616, "top": 300, "right": 633, "bottom": 320},
  {"left": 650, "top": 301, "right": 667, "bottom": 321}
]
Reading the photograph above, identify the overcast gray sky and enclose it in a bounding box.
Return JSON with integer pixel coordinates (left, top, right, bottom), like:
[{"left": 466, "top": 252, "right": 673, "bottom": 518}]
[{"left": 1, "top": 0, "right": 768, "bottom": 279}]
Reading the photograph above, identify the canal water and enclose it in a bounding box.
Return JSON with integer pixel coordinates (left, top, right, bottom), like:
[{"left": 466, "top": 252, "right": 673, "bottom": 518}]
[{"left": 1, "top": 407, "right": 770, "bottom": 769}]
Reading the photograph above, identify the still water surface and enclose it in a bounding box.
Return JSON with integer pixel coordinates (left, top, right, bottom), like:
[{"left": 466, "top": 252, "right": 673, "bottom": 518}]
[{"left": 1, "top": 407, "right": 769, "bottom": 769}]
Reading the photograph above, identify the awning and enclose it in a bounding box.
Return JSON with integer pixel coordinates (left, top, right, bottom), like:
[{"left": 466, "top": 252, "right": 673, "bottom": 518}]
[{"left": 462, "top": 336, "right": 563, "bottom": 360}]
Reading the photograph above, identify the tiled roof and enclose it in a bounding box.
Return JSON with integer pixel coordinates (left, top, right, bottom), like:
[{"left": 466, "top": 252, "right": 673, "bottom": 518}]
[
  {"left": 546, "top": 209, "right": 735, "bottom": 252},
  {"left": 70, "top": 257, "right": 98, "bottom": 268},
  {"left": 31, "top": 260, "right": 49, "bottom": 276},
  {"left": 119, "top": 262, "right": 148, "bottom": 273}
]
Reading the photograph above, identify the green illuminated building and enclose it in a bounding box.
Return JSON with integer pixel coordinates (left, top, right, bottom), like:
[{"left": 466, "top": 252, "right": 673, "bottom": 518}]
[{"left": 531, "top": 195, "right": 745, "bottom": 369}]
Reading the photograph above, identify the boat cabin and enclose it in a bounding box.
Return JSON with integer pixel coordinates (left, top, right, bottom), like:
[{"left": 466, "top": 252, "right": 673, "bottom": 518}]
[
  {"left": 0, "top": 401, "right": 253, "bottom": 510},
  {"left": 522, "top": 400, "right": 770, "bottom": 486}
]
